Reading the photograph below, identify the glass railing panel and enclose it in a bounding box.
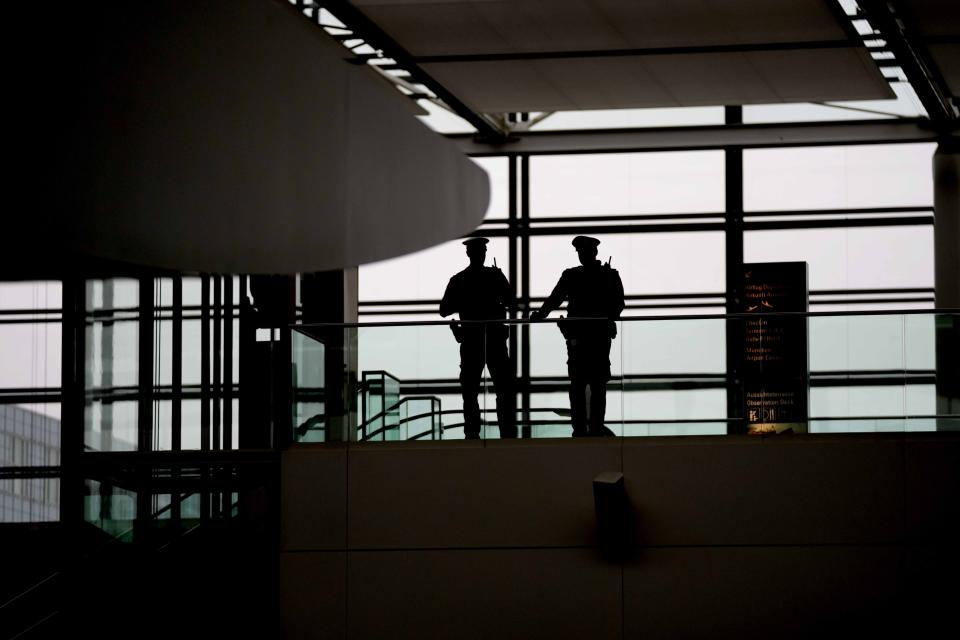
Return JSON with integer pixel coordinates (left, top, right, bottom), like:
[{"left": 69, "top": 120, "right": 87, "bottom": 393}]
[
  {"left": 290, "top": 312, "right": 959, "bottom": 442},
  {"left": 355, "top": 323, "right": 454, "bottom": 441},
  {"left": 527, "top": 319, "right": 571, "bottom": 437},
  {"left": 291, "top": 325, "right": 359, "bottom": 443},
  {"left": 475, "top": 322, "right": 518, "bottom": 440},
  {"left": 526, "top": 392, "right": 573, "bottom": 438},
  {"left": 526, "top": 318, "right": 624, "bottom": 438},
  {"left": 383, "top": 373, "right": 402, "bottom": 441},
  {"left": 902, "top": 312, "right": 937, "bottom": 429},
  {"left": 621, "top": 317, "right": 727, "bottom": 375},
  {"left": 359, "top": 371, "right": 403, "bottom": 441},
  {"left": 84, "top": 479, "right": 137, "bottom": 541},
  {"left": 809, "top": 314, "right": 906, "bottom": 432},
  {"left": 356, "top": 323, "right": 457, "bottom": 441},
  {"left": 810, "top": 385, "right": 906, "bottom": 420},
  {"left": 292, "top": 329, "right": 325, "bottom": 443},
  {"left": 401, "top": 397, "right": 442, "bottom": 440},
  {"left": 934, "top": 312, "right": 960, "bottom": 430},
  {"left": 620, "top": 316, "right": 729, "bottom": 435},
  {"left": 621, "top": 390, "right": 729, "bottom": 437},
  {"left": 930, "top": 417, "right": 960, "bottom": 431},
  {"left": 904, "top": 313, "right": 937, "bottom": 371},
  {"left": 640, "top": 421, "right": 731, "bottom": 437},
  {"left": 810, "top": 417, "right": 910, "bottom": 433},
  {"left": 809, "top": 314, "right": 906, "bottom": 372}
]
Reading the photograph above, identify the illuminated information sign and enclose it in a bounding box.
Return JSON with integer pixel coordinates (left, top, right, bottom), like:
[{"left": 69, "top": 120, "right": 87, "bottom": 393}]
[{"left": 739, "top": 262, "right": 809, "bottom": 434}]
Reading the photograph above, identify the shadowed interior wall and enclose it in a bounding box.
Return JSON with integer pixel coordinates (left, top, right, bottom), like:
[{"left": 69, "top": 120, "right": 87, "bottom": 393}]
[{"left": 280, "top": 435, "right": 959, "bottom": 639}]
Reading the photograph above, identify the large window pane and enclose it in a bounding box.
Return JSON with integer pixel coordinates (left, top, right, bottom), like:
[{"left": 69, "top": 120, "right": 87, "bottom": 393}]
[
  {"left": 472, "top": 156, "right": 509, "bottom": 219},
  {"left": 84, "top": 279, "right": 140, "bottom": 452},
  {"left": 84, "top": 400, "right": 138, "bottom": 452},
  {"left": 1, "top": 477, "right": 59, "bottom": 523},
  {"left": 0, "top": 280, "right": 62, "bottom": 394},
  {"left": 0, "top": 281, "right": 61, "bottom": 310},
  {"left": 744, "top": 144, "right": 934, "bottom": 211},
  {"left": 1, "top": 404, "right": 60, "bottom": 470},
  {"left": 360, "top": 238, "right": 509, "bottom": 303},
  {"left": 0, "top": 323, "right": 61, "bottom": 390},
  {"left": 531, "top": 233, "right": 724, "bottom": 298},
  {"left": 531, "top": 151, "right": 724, "bottom": 217},
  {"left": 530, "top": 107, "right": 724, "bottom": 131},
  {"left": 744, "top": 226, "right": 933, "bottom": 291}
]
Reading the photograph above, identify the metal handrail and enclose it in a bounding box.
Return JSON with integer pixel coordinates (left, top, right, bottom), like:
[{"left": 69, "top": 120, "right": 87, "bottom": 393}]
[
  {"left": 293, "top": 308, "right": 960, "bottom": 329},
  {"left": 361, "top": 395, "right": 442, "bottom": 441}
]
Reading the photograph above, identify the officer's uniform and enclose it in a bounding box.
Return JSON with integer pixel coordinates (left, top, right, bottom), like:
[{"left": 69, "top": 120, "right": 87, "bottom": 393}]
[
  {"left": 440, "top": 239, "right": 516, "bottom": 439},
  {"left": 534, "top": 237, "right": 625, "bottom": 436}
]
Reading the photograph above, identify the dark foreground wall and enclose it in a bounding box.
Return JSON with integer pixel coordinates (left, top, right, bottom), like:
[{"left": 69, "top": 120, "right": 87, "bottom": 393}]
[{"left": 280, "top": 435, "right": 959, "bottom": 639}]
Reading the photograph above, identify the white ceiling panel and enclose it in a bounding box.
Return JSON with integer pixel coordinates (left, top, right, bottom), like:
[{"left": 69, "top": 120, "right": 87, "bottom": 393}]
[
  {"left": 422, "top": 48, "right": 893, "bottom": 112},
  {"left": 354, "top": 0, "right": 850, "bottom": 56}
]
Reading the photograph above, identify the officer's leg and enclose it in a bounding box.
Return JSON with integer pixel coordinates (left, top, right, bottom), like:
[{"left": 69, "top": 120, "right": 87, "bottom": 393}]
[
  {"left": 460, "top": 338, "right": 484, "bottom": 439},
  {"left": 486, "top": 335, "right": 516, "bottom": 438},
  {"left": 567, "top": 340, "right": 588, "bottom": 436},
  {"left": 588, "top": 378, "right": 608, "bottom": 435},
  {"left": 587, "top": 336, "right": 613, "bottom": 436}
]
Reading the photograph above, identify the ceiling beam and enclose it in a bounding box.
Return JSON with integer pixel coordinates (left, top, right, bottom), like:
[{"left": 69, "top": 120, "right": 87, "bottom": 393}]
[
  {"left": 316, "top": 0, "right": 511, "bottom": 142},
  {"left": 411, "top": 40, "right": 858, "bottom": 64},
  {"left": 450, "top": 118, "right": 950, "bottom": 156},
  {"left": 858, "top": 0, "right": 958, "bottom": 126}
]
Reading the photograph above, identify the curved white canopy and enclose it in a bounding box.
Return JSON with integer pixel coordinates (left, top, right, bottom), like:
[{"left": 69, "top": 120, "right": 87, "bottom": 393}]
[{"left": 7, "top": 0, "right": 488, "bottom": 274}]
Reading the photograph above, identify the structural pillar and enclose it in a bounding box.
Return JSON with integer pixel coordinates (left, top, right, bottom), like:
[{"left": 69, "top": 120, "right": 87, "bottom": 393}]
[
  {"left": 724, "top": 106, "right": 745, "bottom": 434},
  {"left": 933, "top": 142, "right": 960, "bottom": 428},
  {"left": 301, "top": 269, "right": 359, "bottom": 442}
]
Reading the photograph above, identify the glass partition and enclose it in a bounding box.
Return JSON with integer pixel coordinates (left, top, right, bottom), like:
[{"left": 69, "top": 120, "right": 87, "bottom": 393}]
[{"left": 291, "top": 311, "right": 960, "bottom": 444}]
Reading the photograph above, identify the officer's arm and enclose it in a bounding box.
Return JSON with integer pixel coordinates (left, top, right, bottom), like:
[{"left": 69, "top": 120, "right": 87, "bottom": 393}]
[
  {"left": 610, "top": 271, "right": 625, "bottom": 319},
  {"left": 439, "top": 278, "right": 457, "bottom": 317},
  {"left": 497, "top": 270, "right": 515, "bottom": 313},
  {"left": 532, "top": 272, "right": 568, "bottom": 319}
]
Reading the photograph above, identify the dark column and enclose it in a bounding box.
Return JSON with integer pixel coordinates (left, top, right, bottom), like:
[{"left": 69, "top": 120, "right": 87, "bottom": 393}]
[
  {"left": 172, "top": 278, "right": 182, "bottom": 452},
  {"left": 200, "top": 276, "right": 210, "bottom": 519},
  {"left": 201, "top": 276, "right": 211, "bottom": 452},
  {"left": 301, "top": 269, "right": 359, "bottom": 442},
  {"left": 239, "top": 275, "right": 264, "bottom": 449},
  {"left": 137, "top": 277, "right": 154, "bottom": 452},
  {"left": 100, "top": 281, "right": 114, "bottom": 452},
  {"left": 520, "top": 153, "right": 532, "bottom": 438},
  {"left": 934, "top": 143, "right": 960, "bottom": 307},
  {"left": 248, "top": 275, "right": 297, "bottom": 449},
  {"left": 59, "top": 274, "right": 85, "bottom": 537},
  {"left": 213, "top": 276, "right": 222, "bottom": 451},
  {"left": 224, "top": 276, "right": 233, "bottom": 450},
  {"left": 934, "top": 142, "right": 960, "bottom": 428},
  {"left": 172, "top": 276, "right": 182, "bottom": 525},
  {"left": 508, "top": 154, "right": 520, "bottom": 438},
  {"left": 724, "top": 106, "right": 745, "bottom": 434},
  {"left": 136, "top": 276, "right": 154, "bottom": 540}
]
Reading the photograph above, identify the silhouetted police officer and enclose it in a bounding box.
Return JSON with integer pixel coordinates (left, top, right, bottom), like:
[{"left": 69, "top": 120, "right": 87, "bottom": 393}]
[
  {"left": 531, "top": 236, "right": 625, "bottom": 437},
  {"left": 440, "top": 238, "right": 517, "bottom": 439}
]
